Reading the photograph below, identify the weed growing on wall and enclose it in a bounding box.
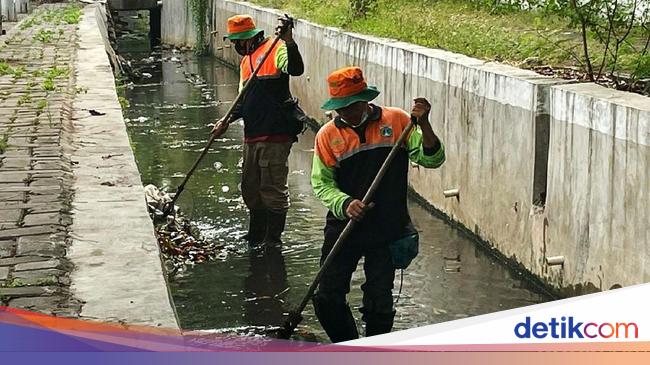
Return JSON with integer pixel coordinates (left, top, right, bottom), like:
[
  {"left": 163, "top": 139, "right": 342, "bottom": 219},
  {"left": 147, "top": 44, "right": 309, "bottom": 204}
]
[{"left": 189, "top": 0, "right": 209, "bottom": 55}]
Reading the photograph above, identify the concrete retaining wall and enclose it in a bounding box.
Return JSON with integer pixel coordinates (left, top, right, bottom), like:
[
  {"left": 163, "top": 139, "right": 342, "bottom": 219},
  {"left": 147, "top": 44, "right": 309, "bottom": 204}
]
[
  {"left": 1, "top": 0, "right": 18, "bottom": 22},
  {"left": 163, "top": 0, "right": 650, "bottom": 295},
  {"left": 545, "top": 84, "right": 650, "bottom": 291},
  {"left": 161, "top": 0, "right": 197, "bottom": 47}
]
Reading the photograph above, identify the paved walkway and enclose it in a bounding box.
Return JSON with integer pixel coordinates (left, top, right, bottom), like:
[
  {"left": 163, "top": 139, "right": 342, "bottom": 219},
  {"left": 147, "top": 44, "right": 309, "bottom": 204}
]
[
  {"left": 0, "top": 5, "right": 81, "bottom": 315},
  {"left": 0, "top": 4, "right": 178, "bottom": 329}
]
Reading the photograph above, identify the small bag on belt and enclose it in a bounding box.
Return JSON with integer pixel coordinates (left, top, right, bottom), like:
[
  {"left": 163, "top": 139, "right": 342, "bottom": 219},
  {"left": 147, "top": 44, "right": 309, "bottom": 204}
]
[
  {"left": 280, "top": 96, "right": 309, "bottom": 136},
  {"left": 389, "top": 232, "right": 419, "bottom": 270}
]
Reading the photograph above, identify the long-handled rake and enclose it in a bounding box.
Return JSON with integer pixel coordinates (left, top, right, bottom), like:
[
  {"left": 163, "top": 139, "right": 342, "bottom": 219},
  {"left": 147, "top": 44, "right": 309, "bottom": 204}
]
[
  {"left": 164, "top": 19, "right": 293, "bottom": 213},
  {"left": 274, "top": 116, "right": 418, "bottom": 339}
]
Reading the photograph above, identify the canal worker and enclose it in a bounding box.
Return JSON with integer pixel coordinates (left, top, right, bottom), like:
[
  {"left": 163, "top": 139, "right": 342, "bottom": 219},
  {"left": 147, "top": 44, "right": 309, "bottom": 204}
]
[
  {"left": 211, "top": 14, "right": 305, "bottom": 248},
  {"left": 310, "top": 66, "right": 445, "bottom": 342}
]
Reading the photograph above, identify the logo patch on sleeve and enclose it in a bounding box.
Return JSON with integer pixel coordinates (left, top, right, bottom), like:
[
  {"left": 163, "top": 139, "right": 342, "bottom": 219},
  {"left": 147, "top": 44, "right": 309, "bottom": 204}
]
[{"left": 380, "top": 125, "right": 393, "bottom": 138}]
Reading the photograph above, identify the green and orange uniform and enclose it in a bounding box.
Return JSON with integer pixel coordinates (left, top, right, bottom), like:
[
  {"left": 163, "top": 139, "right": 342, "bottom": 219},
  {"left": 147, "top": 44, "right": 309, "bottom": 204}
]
[
  {"left": 311, "top": 67, "right": 445, "bottom": 342},
  {"left": 224, "top": 15, "right": 304, "bottom": 246}
]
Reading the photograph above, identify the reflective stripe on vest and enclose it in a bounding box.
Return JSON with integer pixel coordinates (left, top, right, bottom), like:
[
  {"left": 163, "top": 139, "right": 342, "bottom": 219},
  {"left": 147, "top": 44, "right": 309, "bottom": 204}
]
[
  {"left": 240, "top": 39, "right": 282, "bottom": 82},
  {"left": 314, "top": 107, "right": 413, "bottom": 168}
]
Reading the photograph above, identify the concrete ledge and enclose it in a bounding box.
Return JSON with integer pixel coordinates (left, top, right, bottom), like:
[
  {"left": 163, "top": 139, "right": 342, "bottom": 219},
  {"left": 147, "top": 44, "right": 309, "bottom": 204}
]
[
  {"left": 68, "top": 4, "right": 178, "bottom": 329},
  {"left": 545, "top": 83, "right": 650, "bottom": 291}
]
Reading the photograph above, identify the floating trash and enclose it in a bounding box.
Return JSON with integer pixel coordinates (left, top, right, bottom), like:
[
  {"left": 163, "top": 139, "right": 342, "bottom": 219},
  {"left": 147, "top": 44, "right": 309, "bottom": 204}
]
[
  {"left": 144, "top": 184, "right": 235, "bottom": 276},
  {"left": 213, "top": 161, "right": 223, "bottom": 171},
  {"left": 221, "top": 185, "right": 230, "bottom": 193},
  {"left": 136, "top": 116, "right": 149, "bottom": 123},
  {"left": 142, "top": 72, "right": 153, "bottom": 79}
]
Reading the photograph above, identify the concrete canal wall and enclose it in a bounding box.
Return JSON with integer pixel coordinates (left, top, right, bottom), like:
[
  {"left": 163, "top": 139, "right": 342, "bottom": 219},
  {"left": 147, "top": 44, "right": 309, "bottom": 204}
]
[
  {"left": 161, "top": 0, "right": 197, "bottom": 47},
  {"left": 67, "top": 4, "right": 178, "bottom": 327},
  {"left": 545, "top": 85, "right": 650, "bottom": 291},
  {"left": 160, "top": 0, "right": 650, "bottom": 295}
]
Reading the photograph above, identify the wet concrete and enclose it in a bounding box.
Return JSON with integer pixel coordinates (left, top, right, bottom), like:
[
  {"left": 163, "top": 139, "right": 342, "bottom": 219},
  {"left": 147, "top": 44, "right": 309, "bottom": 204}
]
[{"left": 116, "top": 14, "right": 553, "bottom": 342}]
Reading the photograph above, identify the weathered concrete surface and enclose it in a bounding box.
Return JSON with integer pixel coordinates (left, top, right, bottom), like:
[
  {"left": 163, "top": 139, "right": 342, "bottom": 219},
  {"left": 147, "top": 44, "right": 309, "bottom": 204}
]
[
  {"left": 1, "top": 0, "right": 18, "bottom": 22},
  {"left": 161, "top": 0, "right": 197, "bottom": 47},
  {"left": 0, "top": 4, "right": 81, "bottom": 316},
  {"left": 67, "top": 4, "right": 178, "bottom": 328},
  {"left": 545, "top": 84, "right": 650, "bottom": 291}
]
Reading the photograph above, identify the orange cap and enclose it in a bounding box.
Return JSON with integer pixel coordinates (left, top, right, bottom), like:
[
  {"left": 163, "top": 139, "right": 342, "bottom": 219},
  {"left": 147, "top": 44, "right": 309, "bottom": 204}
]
[
  {"left": 227, "top": 15, "right": 256, "bottom": 34},
  {"left": 321, "top": 67, "right": 380, "bottom": 110},
  {"left": 327, "top": 67, "right": 368, "bottom": 98},
  {"left": 225, "top": 15, "right": 262, "bottom": 40}
]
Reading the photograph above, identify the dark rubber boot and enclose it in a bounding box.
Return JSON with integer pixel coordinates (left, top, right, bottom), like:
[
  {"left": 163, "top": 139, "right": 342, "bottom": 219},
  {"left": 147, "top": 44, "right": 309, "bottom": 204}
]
[
  {"left": 313, "top": 293, "right": 359, "bottom": 343},
  {"left": 244, "top": 209, "right": 268, "bottom": 245},
  {"left": 362, "top": 310, "right": 396, "bottom": 337},
  {"left": 263, "top": 210, "right": 286, "bottom": 248}
]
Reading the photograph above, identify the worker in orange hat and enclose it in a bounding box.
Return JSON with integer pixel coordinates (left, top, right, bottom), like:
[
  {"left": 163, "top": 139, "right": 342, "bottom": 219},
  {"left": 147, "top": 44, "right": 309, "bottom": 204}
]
[
  {"left": 212, "top": 14, "right": 304, "bottom": 248},
  {"left": 310, "top": 66, "right": 445, "bottom": 342}
]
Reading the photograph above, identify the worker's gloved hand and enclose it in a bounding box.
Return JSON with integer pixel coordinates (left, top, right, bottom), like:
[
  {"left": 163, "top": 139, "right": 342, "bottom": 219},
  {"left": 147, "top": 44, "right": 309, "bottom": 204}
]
[
  {"left": 411, "top": 97, "right": 431, "bottom": 125},
  {"left": 345, "top": 199, "right": 375, "bottom": 222},
  {"left": 211, "top": 117, "right": 229, "bottom": 137},
  {"left": 276, "top": 14, "right": 295, "bottom": 43}
]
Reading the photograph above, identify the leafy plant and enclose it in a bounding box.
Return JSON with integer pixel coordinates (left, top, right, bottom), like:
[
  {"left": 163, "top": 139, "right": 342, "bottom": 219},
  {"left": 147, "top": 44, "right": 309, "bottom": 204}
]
[
  {"left": 20, "top": 17, "right": 42, "bottom": 29},
  {"left": 12, "top": 66, "right": 26, "bottom": 79},
  {"left": 0, "top": 62, "right": 12, "bottom": 76},
  {"left": 35, "top": 29, "right": 55, "bottom": 43},
  {"left": 41, "top": 78, "right": 55, "bottom": 91},
  {"left": 47, "top": 65, "right": 69, "bottom": 79}
]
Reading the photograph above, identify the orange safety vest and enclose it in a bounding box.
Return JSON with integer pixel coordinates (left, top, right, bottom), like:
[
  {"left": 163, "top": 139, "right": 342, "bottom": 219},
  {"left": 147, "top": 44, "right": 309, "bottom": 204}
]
[
  {"left": 315, "top": 106, "right": 413, "bottom": 168},
  {"left": 239, "top": 38, "right": 283, "bottom": 83}
]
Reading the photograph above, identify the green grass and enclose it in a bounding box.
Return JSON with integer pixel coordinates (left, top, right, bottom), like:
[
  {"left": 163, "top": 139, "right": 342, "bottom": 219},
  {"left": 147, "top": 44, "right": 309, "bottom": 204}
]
[
  {"left": 41, "top": 3, "right": 82, "bottom": 25},
  {"left": 2, "top": 278, "right": 26, "bottom": 288},
  {"left": 41, "top": 78, "right": 55, "bottom": 91},
  {"left": 250, "top": 0, "right": 649, "bottom": 77},
  {"left": 35, "top": 29, "right": 55, "bottom": 43},
  {"left": 36, "top": 99, "right": 48, "bottom": 116},
  {"left": 11, "top": 65, "right": 26, "bottom": 79},
  {"left": 17, "top": 93, "right": 32, "bottom": 106},
  {"left": 19, "top": 3, "right": 82, "bottom": 32},
  {"left": 0, "top": 62, "right": 12, "bottom": 76}
]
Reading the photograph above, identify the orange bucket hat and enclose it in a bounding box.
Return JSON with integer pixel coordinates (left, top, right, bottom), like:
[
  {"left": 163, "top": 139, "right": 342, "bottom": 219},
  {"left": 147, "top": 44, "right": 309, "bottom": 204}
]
[
  {"left": 225, "top": 14, "right": 263, "bottom": 40},
  {"left": 321, "top": 67, "right": 380, "bottom": 110}
]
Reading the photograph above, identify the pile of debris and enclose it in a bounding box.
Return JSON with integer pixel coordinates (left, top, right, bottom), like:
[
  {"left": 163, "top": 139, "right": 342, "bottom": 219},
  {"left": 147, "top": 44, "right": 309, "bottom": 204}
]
[
  {"left": 144, "top": 185, "right": 226, "bottom": 276},
  {"left": 519, "top": 58, "right": 649, "bottom": 96}
]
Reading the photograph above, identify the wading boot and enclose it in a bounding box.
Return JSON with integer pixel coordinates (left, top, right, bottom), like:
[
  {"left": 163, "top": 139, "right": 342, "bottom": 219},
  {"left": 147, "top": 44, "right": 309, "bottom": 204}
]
[
  {"left": 313, "top": 293, "right": 359, "bottom": 343},
  {"left": 362, "top": 310, "right": 396, "bottom": 337},
  {"left": 244, "top": 209, "right": 268, "bottom": 246},
  {"left": 263, "top": 210, "right": 286, "bottom": 248}
]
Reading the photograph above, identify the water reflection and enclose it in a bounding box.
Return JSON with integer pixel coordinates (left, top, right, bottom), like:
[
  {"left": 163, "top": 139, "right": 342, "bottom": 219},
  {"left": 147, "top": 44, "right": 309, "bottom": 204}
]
[{"left": 244, "top": 246, "right": 289, "bottom": 326}]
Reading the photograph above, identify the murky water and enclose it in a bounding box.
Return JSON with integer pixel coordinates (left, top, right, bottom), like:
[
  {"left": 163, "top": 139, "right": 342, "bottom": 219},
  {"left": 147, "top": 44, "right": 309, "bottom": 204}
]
[{"left": 116, "top": 15, "right": 552, "bottom": 342}]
